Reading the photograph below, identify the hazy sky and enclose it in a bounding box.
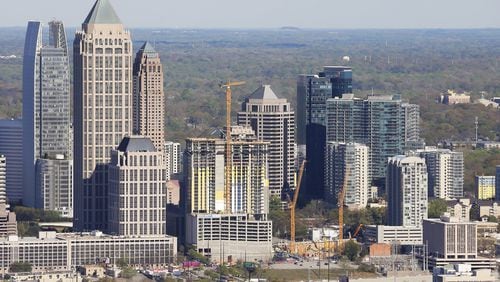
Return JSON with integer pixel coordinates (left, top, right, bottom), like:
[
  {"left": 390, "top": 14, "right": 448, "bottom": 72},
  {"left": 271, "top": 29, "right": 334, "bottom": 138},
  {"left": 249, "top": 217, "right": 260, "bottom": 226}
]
[{"left": 2, "top": 0, "right": 500, "bottom": 29}]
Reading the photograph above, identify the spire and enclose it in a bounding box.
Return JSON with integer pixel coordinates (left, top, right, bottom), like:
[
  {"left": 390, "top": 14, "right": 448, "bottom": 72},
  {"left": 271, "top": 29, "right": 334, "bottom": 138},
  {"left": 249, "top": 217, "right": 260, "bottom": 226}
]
[
  {"left": 83, "top": 0, "right": 121, "bottom": 25},
  {"left": 139, "top": 41, "right": 156, "bottom": 53}
]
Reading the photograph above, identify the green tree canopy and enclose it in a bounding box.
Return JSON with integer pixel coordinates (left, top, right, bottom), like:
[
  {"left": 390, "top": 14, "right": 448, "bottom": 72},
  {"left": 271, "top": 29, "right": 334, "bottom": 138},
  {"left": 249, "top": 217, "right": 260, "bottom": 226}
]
[
  {"left": 344, "top": 240, "right": 361, "bottom": 261},
  {"left": 428, "top": 198, "right": 448, "bottom": 218},
  {"left": 9, "top": 262, "right": 32, "bottom": 273}
]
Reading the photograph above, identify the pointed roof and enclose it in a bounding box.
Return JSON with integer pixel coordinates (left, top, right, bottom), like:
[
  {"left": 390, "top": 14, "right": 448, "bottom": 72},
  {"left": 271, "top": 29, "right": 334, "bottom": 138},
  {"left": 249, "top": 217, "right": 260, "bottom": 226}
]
[
  {"left": 84, "top": 0, "right": 121, "bottom": 25},
  {"left": 249, "top": 85, "right": 281, "bottom": 100},
  {"left": 140, "top": 41, "right": 156, "bottom": 53},
  {"left": 117, "top": 136, "right": 156, "bottom": 152}
]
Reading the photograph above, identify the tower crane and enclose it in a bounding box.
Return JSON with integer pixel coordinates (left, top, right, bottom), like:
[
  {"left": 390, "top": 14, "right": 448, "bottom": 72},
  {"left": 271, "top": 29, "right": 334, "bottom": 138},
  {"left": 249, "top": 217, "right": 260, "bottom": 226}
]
[
  {"left": 220, "top": 81, "right": 245, "bottom": 213},
  {"left": 338, "top": 169, "right": 349, "bottom": 254},
  {"left": 290, "top": 160, "right": 307, "bottom": 253}
]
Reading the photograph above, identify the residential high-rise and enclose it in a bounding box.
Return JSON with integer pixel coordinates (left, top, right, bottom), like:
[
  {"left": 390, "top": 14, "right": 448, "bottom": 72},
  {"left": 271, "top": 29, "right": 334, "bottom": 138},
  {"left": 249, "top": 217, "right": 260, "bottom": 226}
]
[
  {"left": 133, "top": 42, "right": 165, "bottom": 151},
  {"left": 237, "top": 85, "right": 295, "bottom": 197},
  {"left": 73, "top": 0, "right": 133, "bottom": 231},
  {"left": 108, "top": 136, "right": 166, "bottom": 236},
  {"left": 0, "top": 155, "right": 6, "bottom": 205},
  {"left": 22, "top": 20, "right": 72, "bottom": 210},
  {"left": 184, "top": 126, "right": 269, "bottom": 215},
  {"left": 387, "top": 155, "right": 428, "bottom": 227},
  {"left": 495, "top": 166, "right": 500, "bottom": 202},
  {"left": 324, "top": 142, "right": 369, "bottom": 209},
  {"left": 326, "top": 94, "right": 421, "bottom": 185},
  {"left": 418, "top": 147, "right": 464, "bottom": 199},
  {"left": 296, "top": 66, "right": 352, "bottom": 199},
  {"left": 164, "top": 141, "right": 181, "bottom": 179},
  {"left": 0, "top": 119, "right": 23, "bottom": 203},
  {"left": 475, "top": 176, "right": 495, "bottom": 200}
]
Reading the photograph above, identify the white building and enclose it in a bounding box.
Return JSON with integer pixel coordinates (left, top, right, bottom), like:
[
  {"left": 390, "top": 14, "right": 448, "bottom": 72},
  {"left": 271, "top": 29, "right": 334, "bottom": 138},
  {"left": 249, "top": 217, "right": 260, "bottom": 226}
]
[
  {"left": 418, "top": 147, "right": 463, "bottom": 199},
  {"left": 164, "top": 141, "right": 181, "bottom": 179},
  {"left": 365, "top": 225, "right": 423, "bottom": 245},
  {"left": 325, "top": 142, "right": 369, "bottom": 209},
  {"left": 387, "top": 155, "right": 428, "bottom": 227},
  {"left": 0, "top": 155, "right": 5, "bottom": 205},
  {"left": 108, "top": 136, "right": 167, "bottom": 236}
]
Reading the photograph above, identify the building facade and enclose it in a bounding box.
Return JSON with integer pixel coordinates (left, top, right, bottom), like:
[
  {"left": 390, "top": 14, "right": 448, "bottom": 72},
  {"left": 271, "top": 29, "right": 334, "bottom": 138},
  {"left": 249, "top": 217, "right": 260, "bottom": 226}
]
[
  {"left": 326, "top": 95, "right": 421, "bottom": 185},
  {"left": 296, "top": 66, "right": 352, "bottom": 199},
  {"left": 387, "top": 155, "right": 428, "bottom": 227},
  {"left": 496, "top": 166, "right": 500, "bottom": 201},
  {"left": 108, "top": 136, "right": 166, "bottom": 236},
  {"left": 237, "top": 85, "right": 295, "bottom": 197},
  {"left": 0, "top": 119, "right": 23, "bottom": 202},
  {"left": 164, "top": 141, "right": 181, "bottom": 179},
  {"left": 324, "top": 142, "right": 369, "bottom": 209},
  {"left": 23, "top": 20, "right": 72, "bottom": 208},
  {"left": 475, "top": 176, "right": 495, "bottom": 200},
  {"left": 73, "top": 0, "right": 133, "bottom": 231},
  {"left": 418, "top": 148, "right": 464, "bottom": 200},
  {"left": 0, "top": 155, "right": 5, "bottom": 205},
  {"left": 133, "top": 42, "right": 165, "bottom": 151}
]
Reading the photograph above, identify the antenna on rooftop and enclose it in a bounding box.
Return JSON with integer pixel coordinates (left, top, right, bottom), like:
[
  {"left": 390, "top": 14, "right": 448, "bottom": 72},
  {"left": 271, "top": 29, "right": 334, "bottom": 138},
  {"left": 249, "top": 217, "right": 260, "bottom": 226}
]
[{"left": 475, "top": 116, "right": 479, "bottom": 142}]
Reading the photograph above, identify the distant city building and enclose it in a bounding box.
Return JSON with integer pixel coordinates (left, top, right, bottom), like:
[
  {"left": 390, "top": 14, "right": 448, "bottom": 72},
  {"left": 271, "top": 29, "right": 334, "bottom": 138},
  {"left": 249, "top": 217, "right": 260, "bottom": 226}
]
[
  {"left": 166, "top": 180, "right": 180, "bottom": 205},
  {"left": 475, "top": 176, "right": 495, "bottom": 200},
  {"left": 387, "top": 155, "right": 428, "bottom": 227},
  {"left": 496, "top": 166, "right": 500, "bottom": 202},
  {"left": 237, "top": 85, "right": 295, "bottom": 197},
  {"left": 326, "top": 95, "right": 421, "bottom": 185},
  {"left": 297, "top": 66, "right": 352, "bottom": 199},
  {"left": 73, "top": 0, "right": 133, "bottom": 231},
  {"left": 439, "top": 90, "right": 471, "bottom": 105},
  {"left": 184, "top": 126, "right": 269, "bottom": 215},
  {"left": 423, "top": 215, "right": 495, "bottom": 270},
  {"left": 0, "top": 156, "right": 6, "bottom": 205},
  {"left": 474, "top": 200, "right": 500, "bottom": 218},
  {"left": 475, "top": 141, "right": 500, "bottom": 150},
  {"left": 108, "top": 136, "right": 166, "bottom": 236},
  {"left": 0, "top": 155, "right": 16, "bottom": 237},
  {"left": 23, "top": 20, "right": 72, "bottom": 208},
  {"left": 433, "top": 264, "right": 496, "bottom": 282},
  {"left": 324, "top": 142, "right": 369, "bottom": 209},
  {"left": 418, "top": 147, "right": 464, "bottom": 200},
  {"left": 133, "top": 42, "right": 165, "bottom": 152},
  {"left": 0, "top": 119, "right": 23, "bottom": 202},
  {"left": 365, "top": 225, "right": 422, "bottom": 245},
  {"left": 0, "top": 231, "right": 176, "bottom": 273},
  {"left": 164, "top": 141, "right": 181, "bottom": 179},
  {"left": 446, "top": 199, "right": 471, "bottom": 222}
]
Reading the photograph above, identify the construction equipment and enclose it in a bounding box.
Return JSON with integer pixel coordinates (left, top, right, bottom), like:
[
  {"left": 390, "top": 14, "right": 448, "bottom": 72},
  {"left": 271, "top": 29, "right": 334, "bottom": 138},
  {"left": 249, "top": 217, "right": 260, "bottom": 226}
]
[
  {"left": 289, "top": 160, "right": 306, "bottom": 253},
  {"left": 352, "top": 224, "right": 363, "bottom": 239},
  {"left": 338, "top": 169, "right": 349, "bottom": 254},
  {"left": 220, "top": 81, "right": 245, "bottom": 213}
]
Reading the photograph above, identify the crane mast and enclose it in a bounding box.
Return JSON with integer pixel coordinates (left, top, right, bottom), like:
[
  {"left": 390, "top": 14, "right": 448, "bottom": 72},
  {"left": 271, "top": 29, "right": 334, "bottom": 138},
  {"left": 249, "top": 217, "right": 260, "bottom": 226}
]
[
  {"left": 338, "top": 169, "right": 349, "bottom": 253},
  {"left": 290, "top": 160, "right": 306, "bottom": 253}
]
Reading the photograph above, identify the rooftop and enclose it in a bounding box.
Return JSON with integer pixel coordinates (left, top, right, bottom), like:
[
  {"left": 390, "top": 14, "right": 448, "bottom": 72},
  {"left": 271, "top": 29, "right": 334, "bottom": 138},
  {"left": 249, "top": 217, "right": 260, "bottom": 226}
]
[
  {"left": 83, "top": 0, "right": 121, "bottom": 25},
  {"left": 248, "top": 85, "right": 282, "bottom": 100},
  {"left": 117, "top": 136, "right": 156, "bottom": 152}
]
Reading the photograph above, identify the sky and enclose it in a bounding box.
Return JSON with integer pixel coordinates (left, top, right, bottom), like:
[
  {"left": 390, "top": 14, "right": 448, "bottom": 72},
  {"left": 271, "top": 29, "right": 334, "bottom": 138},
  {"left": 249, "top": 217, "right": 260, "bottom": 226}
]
[{"left": 2, "top": 0, "right": 500, "bottom": 29}]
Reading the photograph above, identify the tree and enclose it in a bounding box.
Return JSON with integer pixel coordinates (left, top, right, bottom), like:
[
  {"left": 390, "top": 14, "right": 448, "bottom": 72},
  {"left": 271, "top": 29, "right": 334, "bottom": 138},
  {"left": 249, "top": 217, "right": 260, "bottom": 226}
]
[
  {"left": 428, "top": 198, "right": 448, "bottom": 218},
  {"left": 344, "top": 240, "right": 360, "bottom": 261},
  {"left": 487, "top": 215, "right": 497, "bottom": 222},
  {"left": 120, "top": 267, "right": 136, "bottom": 279},
  {"left": 9, "top": 262, "right": 32, "bottom": 273}
]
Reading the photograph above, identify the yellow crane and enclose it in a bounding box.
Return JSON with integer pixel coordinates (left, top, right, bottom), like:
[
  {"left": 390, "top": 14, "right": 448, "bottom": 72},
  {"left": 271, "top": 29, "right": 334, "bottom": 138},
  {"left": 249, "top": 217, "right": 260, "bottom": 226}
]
[
  {"left": 290, "top": 160, "right": 307, "bottom": 253},
  {"left": 338, "top": 169, "right": 349, "bottom": 254},
  {"left": 220, "top": 81, "right": 245, "bottom": 213}
]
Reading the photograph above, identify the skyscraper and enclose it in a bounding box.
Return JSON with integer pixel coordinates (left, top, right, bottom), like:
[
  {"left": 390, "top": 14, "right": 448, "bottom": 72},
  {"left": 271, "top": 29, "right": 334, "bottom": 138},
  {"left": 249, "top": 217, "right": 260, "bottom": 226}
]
[
  {"left": 418, "top": 147, "right": 463, "bottom": 199},
  {"left": 164, "top": 141, "right": 181, "bottom": 179},
  {"left": 0, "top": 155, "right": 6, "bottom": 205},
  {"left": 133, "top": 42, "right": 165, "bottom": 151},
  {"left": 73, "top": 0, "right": 133, "bottom": 231},
  {"left": 22, "top": 20, "right": 72, "bottom": 209},
  {"left": 324, "top": 142, "right": 369, "bottom": 209},
  {"left": 326, "top": 94, "right": 421, "bottom": 185},
  {"left": 387, "top": 155, "right": 428, "bottom": 227},
  {"left": 237, "top": 85, "right": 295, "bottom": 197},
  {"left": 297, "top": 66, "right": 352, "bottom": 199},
  {"left": 475, "top": 176, "right": 495, "bottom": 200},
  {"left": 0, "top": 120, "right": 23, "bottom": 202},
  {"left": 108, "top": 136, "right": 166, "bottom": 236}
]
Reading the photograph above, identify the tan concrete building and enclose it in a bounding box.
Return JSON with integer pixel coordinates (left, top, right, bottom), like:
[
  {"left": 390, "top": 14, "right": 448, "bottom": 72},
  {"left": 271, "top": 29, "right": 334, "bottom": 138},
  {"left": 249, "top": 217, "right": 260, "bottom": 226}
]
[
  {"left": 440, "top": 90, "right": 471, "bottom": 105},
  {"left": 133, "top": 42, "right": 165, "bottom": 151},
  {"left": 108, "top": 136, "right": 166, "bottom": 236},
  {"left": 73, "top": 0, "right": 133, "bottom": 231}
]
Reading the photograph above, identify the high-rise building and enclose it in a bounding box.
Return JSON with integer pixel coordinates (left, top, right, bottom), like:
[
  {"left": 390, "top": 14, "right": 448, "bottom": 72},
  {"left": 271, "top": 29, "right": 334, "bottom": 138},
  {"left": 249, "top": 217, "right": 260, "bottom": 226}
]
[
  {"left": 324, "top": 142, "right": 369, "bottom": 209},
  {"left": 164, "top": 141, "right": 181, "bottom": 179},
  {"left": 133, "top": 42, "right": 165, "bottom": 151},
  {"left": 22, "top": 20, "right": 72, "bottom": 207},
  {"left": 418, "top": 147, "right": 464, "bottom": 200},
  {"left": 184, "top": 126, "right": 269, "bottom": 215},
  {"left": 73, "top": 0, "right": 133, "bottom": 231},
  {"left": 495, "top": 166, "right": 500, "bottom": 202},
  {"left": 475, "top": 176, "right": 495, "bottom": 200},
  {"left": 387, "top": 155, "right": 428, "bottom": 227},
  {"left": 0, "top": 119, "right": 23, "bottom": 202},
  {"left": 296, "top": 66, "right": 352, "bottom": 199},
  {"left": 0, "top": 155, "right": 6, "bottom": 205},
  {"left": 108, "top": 136, "right": 166, "bottom": 236},
  {"left": 237, "top": 85, "right": 295, "bottom": 197},
  {"left": 326, "top": 94, "right": 421, "bottom": 185}
]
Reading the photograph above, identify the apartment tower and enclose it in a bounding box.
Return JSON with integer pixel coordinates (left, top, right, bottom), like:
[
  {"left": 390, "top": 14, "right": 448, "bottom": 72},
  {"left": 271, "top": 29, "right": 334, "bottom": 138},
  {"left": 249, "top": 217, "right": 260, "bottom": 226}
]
[
  {"left": 237, "top": 85, "right": 295, "bottom": 197},
  {"left": 73, "top": 0, "right": 133, "bottom": 231},
  {"left": 133, "top": 42, "right": 165, "bottom": 151}
]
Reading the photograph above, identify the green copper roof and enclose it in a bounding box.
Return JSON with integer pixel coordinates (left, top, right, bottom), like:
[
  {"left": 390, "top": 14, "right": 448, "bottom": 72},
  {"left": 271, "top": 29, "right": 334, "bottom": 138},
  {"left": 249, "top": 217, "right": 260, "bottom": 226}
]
[
  {"left": 84, "top": 0, "right": 121, "bottom": 25},
  {"left": 140, "top": 41, "right": 156, "bottom": 53}
]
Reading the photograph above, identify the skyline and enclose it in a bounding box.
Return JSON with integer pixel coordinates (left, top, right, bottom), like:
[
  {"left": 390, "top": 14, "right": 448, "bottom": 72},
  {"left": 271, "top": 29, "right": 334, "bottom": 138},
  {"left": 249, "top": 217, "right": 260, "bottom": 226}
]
[{"left": 1, "top": 0, "right": 500, "bottom": 29}]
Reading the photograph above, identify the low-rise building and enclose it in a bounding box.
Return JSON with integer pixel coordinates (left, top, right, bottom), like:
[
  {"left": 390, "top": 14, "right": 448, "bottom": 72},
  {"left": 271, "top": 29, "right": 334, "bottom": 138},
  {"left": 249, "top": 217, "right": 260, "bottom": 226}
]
[
  {"left": 365, "top": 225, "right": 422, "bottom": 245},
  {"left": 446, "top": 199, "right": 471, "bottom": 221},
  {"left": 432, "top": 264, "right": 496, "bottom": 282},
  {"left": 8, "top": 271, "right": 82, "bottom": 282},
  {"left": 475, "top": 176, "right": 495, "bottom": 200},
  {"left": 439, "top": 90, "right": 471, "bottom": 105},
  {"left": 475, "top": 141, "right": 500, "bottom": 150}
]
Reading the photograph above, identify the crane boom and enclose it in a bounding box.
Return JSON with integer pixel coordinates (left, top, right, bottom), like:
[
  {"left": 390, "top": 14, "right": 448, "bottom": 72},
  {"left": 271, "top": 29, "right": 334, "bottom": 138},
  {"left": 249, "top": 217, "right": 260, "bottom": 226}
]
[
  {"left": 220, "top": 81, "right": 245, "bottom": 213},
  {"left": 338, "top": 169, "right": 349, "bottom": 253},
  {"left": 290, "top": 160, "right": 306, "bottom": 253}
]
